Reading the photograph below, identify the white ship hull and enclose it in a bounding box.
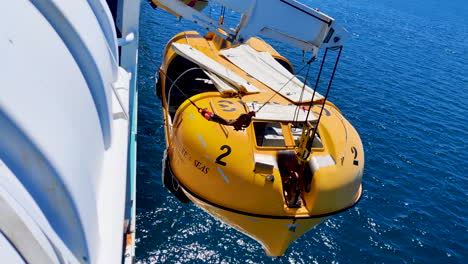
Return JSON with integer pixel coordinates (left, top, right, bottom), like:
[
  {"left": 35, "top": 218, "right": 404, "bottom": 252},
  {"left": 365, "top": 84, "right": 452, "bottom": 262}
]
[{"left": 0, "top": 0, "right": 139, "bottom": 263}]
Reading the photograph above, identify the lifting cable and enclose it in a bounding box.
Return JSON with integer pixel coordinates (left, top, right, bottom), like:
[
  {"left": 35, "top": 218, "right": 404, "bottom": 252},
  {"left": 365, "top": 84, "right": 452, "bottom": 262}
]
[
  {"left": 220, "top": 6, "right": 226, "bottom": 19},
  {"left": 292, "top": 57, "right": 315, "bottom": 124},
  {"left": 304, "top": 46, "right": 343, "bottom": 149},
  {"left": 303, "top": 48, "right": 329, "bottom": 123},
  {"left": 167, "top": 67, "right": 205, "bottom": 111}
]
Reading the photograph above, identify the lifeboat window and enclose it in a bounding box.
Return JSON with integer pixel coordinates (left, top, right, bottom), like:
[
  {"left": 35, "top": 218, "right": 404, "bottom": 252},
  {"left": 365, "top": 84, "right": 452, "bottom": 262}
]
[
  {"left": 291, "top": 123, "right": 324, "bottom": 148},
  {"left": 254, "top": 122, "right": 286, "bottom": 147}
]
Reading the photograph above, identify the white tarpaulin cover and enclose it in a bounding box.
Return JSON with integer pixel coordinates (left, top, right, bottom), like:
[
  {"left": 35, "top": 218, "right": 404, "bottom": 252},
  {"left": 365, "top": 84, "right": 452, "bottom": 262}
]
[
  {"left": 246, "top": 102, "right": 318, "bottom": 122},
  {"left": 171, "top": 43, "right": 259, "bottom": 93},
  {"left": 202, "top": 70, "right": 237, "bottom": 94},
  {"left": 220, "top": 45, "right": 323, "bottom": 103}
]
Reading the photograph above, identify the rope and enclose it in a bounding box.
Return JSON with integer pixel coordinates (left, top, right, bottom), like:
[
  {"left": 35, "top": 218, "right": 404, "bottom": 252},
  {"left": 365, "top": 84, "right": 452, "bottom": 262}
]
[
  {"left": 167, "top": 67, "right": 204, "bottom": 111},
  {"left": 221, "top": 6, "right": 226, "bottom": 18},
  {"left": 140, "top": 45, "right": 203, "bottom": 110},
  {"left": 307, "top": 47, "right": 343, "bottom": 149},
  {"left": 303, "top": 48, "right": 329, "bottom": 123},
  {"left": 140, "top": 44, "right": 159, "bottom": 69},
  {"left": 292, "top": 63, "right": 313, "bottom": 124}
]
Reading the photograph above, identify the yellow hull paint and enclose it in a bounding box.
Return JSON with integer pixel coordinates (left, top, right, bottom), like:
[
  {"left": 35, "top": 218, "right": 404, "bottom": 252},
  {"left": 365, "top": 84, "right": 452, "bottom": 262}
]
[
  {"left": 159, "top": 31, "right": 364, "bottom": 255},
  {"left": 184, "top": 190, "right": 327, "bottom": 256}
]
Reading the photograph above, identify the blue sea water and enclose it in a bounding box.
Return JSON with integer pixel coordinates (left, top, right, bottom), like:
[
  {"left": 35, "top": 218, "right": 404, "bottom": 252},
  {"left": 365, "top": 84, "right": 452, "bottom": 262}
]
[{"left": 135, "top": 0, "right": 467, "bottom": 263}]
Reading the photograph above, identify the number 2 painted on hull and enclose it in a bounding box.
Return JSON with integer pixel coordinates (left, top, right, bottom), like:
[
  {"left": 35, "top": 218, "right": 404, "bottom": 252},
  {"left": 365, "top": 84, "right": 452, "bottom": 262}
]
[
  {"left": 215, "top": 145, "right": 232, "bottom": 166},
  {"left": 351, "top": 146, "right": 359, "bottom": 166}
]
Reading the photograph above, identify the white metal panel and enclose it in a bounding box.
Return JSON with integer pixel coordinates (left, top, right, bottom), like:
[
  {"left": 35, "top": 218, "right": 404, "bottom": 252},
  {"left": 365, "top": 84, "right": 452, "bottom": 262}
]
[
  {"left": 158, "top": 0, "right": 347, "bottom": 50},
  {"left": 113, "top": 2, "right": 140, "bottom": 262},
  {"left": 96, "top": 67, "right": 131, "bottom": 264},
  {"left": 254, "top": 154, "right": 279, "bottom": 169},
  {"left": 203, "top": 70, "right": 238, "bottom": 94},
  {"left": 31, "top": 0, "right": 119, "bottom": 148},
  {"left": 0, "top": 1, "right": 117, "bottom": 262},
  {"left": 246, "top": 102, "right": 317, "bottom": 122},
  {"left": 221, "top": 45, "right": 323, "bottom": 103},
  {"left": 171, "top": 43, "right": 259, "bottom": 93},
  {"left": 0, "top": 160, "right": 80, "bottom": 264},
  {"left": 235, "top": 0, "right": 347, "bottom": 49},
  {"left": 154, "top": 0, "right": 235, "bottom": 39},
  {"left": 119, "top": 0, "right": 141, "bottom": 74},
  {"left": 0, "top": 232, "right": 26, "bottom": 264},
  {"left": 309, "top": 155, "right": 336, "bottom": 173},
  {"left": 87, "top": 0, "right": 119, "bottom": 60},
  {"left": 234, "top": 0, "right": 333, "bottom": 50},
  {"left": 0, "top": 183, "right": 60, "bottom": 264},
  {"left": 0, "top": 0, "right": 136, "bottom": 263}
]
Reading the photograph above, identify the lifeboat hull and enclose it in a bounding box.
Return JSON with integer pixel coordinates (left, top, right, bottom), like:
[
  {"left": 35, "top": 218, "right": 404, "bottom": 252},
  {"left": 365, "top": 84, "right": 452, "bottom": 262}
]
[
  {"left": 158, "top": 31, "right": 364, "bottom": 256},
  {"left": 182, "top": 187, "right": 326, "bottom": 256}
]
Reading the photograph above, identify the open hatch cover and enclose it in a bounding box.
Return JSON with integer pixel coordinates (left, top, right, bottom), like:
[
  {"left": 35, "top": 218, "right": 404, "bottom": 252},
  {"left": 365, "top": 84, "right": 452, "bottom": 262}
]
[{"left": 220, "top": 45, "right": 323, "bottom": 103}]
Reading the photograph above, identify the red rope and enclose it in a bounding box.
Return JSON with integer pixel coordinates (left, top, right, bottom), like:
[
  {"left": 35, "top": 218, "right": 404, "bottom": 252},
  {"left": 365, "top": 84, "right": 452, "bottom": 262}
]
[{"left": 198, "top": 109, "right": 255, "bottom": 131}]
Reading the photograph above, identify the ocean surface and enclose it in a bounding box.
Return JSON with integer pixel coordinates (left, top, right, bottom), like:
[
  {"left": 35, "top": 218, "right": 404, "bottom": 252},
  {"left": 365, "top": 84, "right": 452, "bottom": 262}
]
[{"left": 135, "top": 0, "right": 467, "bottom": 263}]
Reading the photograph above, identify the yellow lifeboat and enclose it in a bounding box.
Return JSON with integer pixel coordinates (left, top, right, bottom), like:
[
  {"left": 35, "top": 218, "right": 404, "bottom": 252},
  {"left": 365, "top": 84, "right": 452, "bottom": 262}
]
[{"left": 157, "top": 31, "right": 364, "bottom": 256}]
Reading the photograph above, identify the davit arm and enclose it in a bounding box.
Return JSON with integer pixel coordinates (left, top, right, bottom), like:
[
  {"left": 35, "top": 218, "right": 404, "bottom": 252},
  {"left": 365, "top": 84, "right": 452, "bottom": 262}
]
[{"left": 152, "top": 0, "right": 348, "bottom": 51}]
